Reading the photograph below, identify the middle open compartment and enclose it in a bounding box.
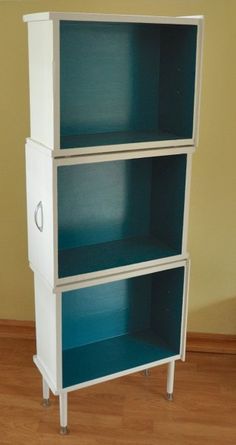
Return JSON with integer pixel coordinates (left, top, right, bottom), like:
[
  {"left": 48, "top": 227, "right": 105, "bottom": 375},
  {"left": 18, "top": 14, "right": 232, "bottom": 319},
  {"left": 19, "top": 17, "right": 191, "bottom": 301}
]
[{"left": 57, "top": 152, "right": 190, "bottom": 282}]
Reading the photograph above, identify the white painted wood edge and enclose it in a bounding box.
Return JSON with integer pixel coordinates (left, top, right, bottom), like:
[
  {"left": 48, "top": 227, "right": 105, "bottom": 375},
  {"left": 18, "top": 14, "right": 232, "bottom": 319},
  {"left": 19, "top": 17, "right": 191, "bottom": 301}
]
[
  {"left": 55, "top": 138, "right": 194, "bottom": 157},
  {"left": 30, "top": 257, "right": 189, "bottom": 292},
  {"left": 192, "top": 17, "right": 204, "bottom": 147},
  {"left": 26, "top": 138, "right": 53, "bottom": 157},
  {"left": 33, "top": 355, "right": 59, "bottom": 394},
  {"left": 52, "top": 20, "right": 60, "bottom": 149},
  {"left": 180, "top": 260, "right": 191, "bottom": 361},
  {"left": 55, "top": 146, "right": 195, "bottom": 166},
  {"left": 27, "top": 137, "right": 194, "bottom": 155},
  {"left": 56, "top": 355, "right": 180, "bottom": 394},
  {"left": 23, "top": 12, "right": 203, "bottom": 25},
  {"left": 55, "top": 258, "right": 188, "bottom": 292},
  {"left": 31, "top": 260, "right": 189, "bottom": 293},
  {"left": 44, "top": 138, "right": 194, "bottom": 154},
  {"left": 56, "top": 255, "right": 188, "bottom": 290},
  {"left": 52, "top": 160, "right": 58, "bottom": 285},
  {"left": 55, "top": 292, "right": 62, "bottom": 390},
  {"left": 26, "top": 138, "right": 195, "bottom": 163},
  {"left": 178, "top": 15, "right": 204, "bottom": 19}
]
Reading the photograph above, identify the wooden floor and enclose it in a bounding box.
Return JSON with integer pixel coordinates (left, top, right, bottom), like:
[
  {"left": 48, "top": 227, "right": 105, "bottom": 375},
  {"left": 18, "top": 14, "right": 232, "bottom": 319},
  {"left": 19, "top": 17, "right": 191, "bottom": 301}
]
[{"left": 0, "top": 337, "right": 235, "bottom": 445}]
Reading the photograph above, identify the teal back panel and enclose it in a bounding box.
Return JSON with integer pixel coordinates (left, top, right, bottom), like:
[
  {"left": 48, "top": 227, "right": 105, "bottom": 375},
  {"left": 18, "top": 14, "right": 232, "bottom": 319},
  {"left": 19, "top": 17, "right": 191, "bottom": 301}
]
[
  {"left": 60, "top": 21, "right": 197, "bottom": 147},
  {"left": 159, "top": 25, "right": 197, "bottom": 137},
  {"left": 58, "top": 159, "right": 152, "bottom": 250},
  {"left": 60, "top": 21, "right": 160, "bottom": 138},
  {"left": 58, "top": 155, "right": 186, "bottom": 251},
  {"left": 62, "top": 266, "right": 184, "bottom": 351},
  {"left": 151, "top": 267, "right": 185, "bottom": 353},
  {"left": 62, "top": 276, "right": 152, "bottom": 350}
]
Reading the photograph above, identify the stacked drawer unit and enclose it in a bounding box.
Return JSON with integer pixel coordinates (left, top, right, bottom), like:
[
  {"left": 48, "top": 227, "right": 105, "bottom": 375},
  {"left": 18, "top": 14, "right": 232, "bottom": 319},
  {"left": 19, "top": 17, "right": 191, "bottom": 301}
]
[{"left": 24, "top": 12, "right": 203, "bottom": 434}]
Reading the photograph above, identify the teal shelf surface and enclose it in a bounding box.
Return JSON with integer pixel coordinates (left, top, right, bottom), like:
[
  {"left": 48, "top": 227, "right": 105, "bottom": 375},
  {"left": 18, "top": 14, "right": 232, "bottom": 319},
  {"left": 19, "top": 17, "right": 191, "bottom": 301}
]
[
  {"left": 60, "top": 130, "right": 182, "bottom": 149},
  {"left": 58, "top": 236, "right": 177, "bottom": 278},
  {"left": 62, "top": 330, "right": 175, "bottom": 388}
]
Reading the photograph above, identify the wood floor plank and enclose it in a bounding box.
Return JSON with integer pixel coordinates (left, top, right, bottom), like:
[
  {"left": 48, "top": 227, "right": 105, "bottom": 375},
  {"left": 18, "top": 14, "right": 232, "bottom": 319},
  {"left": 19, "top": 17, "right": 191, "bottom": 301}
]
[{"left": 0, "top": 337, "right": 235, "bottom": 444}]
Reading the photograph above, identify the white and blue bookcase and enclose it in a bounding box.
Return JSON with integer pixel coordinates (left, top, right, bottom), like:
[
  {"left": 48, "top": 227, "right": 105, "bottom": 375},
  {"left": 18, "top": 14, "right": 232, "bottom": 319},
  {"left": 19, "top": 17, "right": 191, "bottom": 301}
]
[{"left": 24, "top": 12, "right": 203, "bottom": 434}]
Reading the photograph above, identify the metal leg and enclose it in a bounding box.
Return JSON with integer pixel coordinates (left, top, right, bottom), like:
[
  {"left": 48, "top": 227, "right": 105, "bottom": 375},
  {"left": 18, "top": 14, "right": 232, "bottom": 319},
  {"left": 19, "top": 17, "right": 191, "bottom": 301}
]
[
  {"left": 59, "top": 392, "right": 69, "bottom": 435},
  {"left": 42, "top": 377, "right": 50, "bottom": 407},
  {"left": 166, "top": 361, "right": 175, "bottom": 401}
]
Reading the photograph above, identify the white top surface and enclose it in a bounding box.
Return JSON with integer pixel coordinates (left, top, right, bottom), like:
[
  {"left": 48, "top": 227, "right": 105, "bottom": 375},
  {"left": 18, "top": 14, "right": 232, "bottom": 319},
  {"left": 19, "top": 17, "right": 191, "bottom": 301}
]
[{"left": 23, "top": 11, "right": 203, "bottom": 25}]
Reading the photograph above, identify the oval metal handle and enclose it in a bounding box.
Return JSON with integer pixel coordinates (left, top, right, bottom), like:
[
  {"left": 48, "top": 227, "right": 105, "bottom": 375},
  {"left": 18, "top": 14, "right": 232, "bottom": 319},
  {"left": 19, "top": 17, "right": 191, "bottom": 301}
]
[{"left": 34, "top": 201, "right": 43, "bottom": 232}]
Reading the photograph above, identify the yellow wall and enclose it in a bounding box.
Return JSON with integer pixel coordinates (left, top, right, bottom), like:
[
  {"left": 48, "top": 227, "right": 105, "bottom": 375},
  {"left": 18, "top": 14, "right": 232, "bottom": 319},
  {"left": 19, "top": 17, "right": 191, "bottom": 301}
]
[{"left": 0, "top": 0, "right": 235, "bottom": 334}]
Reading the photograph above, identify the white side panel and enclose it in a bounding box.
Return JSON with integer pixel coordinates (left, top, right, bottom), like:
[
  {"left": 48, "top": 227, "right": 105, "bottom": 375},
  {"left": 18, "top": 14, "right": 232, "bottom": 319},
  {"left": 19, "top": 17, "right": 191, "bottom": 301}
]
[
  {"left": 180, "top": 260, "right": 191, "bottom": 361},
  {"left": 34, "top": 274, "right": 62, "bottom": 391},
  {"left": 192, "top": 19, "right": 204, "bottom": 147},
  {"left": 25, "top": 141, "right": 55, "bottom": 285},
  {"left": 27, "top": 21, "right": 56, "bottom": 148}
]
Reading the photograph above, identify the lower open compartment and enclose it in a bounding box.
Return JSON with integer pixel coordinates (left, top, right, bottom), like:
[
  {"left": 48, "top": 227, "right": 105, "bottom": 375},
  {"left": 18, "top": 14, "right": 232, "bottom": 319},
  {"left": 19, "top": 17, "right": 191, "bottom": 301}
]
[{"left": 62, "top": 265, "right": 186, "bottom": 389}]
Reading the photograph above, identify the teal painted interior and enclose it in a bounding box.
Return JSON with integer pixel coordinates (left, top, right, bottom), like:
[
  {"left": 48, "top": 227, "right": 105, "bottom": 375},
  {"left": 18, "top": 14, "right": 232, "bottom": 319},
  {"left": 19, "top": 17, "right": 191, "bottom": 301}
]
[
  {"left": 159, "top": 25, "right": 197, "bottom": 137},
  {"left": 60, "top": 131, "right": 181, "bottom": 149},
  {"left": 60, "top": 21, "right": 197, "bottom": 149},
  {"left": 151, "top": 267, "right": 184, "bottom": 352},
  {"left": 62, "top": 267, "right": 184, "bottom": 388},
  {"left": 150, "top": 154, "right": 187, "bottom": 255},
  {"left": 63, "top": 334, "right": 174, "bottom": 388},
  {"left": 62, "top": 276, "right": 152, "bottom": 350},
  {"left": 58, "top": 155, "right": 186, "bottom": 278},
  {"left": 58, "top": 237, "right": 176, "bottom": 277}
]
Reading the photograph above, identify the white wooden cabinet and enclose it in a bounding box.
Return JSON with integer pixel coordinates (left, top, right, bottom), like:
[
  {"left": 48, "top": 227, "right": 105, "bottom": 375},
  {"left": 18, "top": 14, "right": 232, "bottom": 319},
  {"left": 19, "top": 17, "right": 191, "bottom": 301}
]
[{"left": 24, "top": 12, "right": 203, "bottom": 434}]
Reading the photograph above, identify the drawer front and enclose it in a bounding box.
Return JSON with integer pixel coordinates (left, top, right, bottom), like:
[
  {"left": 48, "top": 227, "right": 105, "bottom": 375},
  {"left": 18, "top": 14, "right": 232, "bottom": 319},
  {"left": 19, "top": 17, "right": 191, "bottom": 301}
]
[{"left": 25, "top": 141, "right": 55, "bottom": 285}]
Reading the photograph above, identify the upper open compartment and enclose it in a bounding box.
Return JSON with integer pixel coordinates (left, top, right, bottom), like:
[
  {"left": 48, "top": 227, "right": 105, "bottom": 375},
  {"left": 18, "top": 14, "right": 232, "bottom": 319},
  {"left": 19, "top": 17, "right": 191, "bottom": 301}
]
[
  {"left": 60, "top": 21, "right": 197, "bottom": 150},
  {"left": 24, "top": 13, "right": 203, "bottom": 154}
]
